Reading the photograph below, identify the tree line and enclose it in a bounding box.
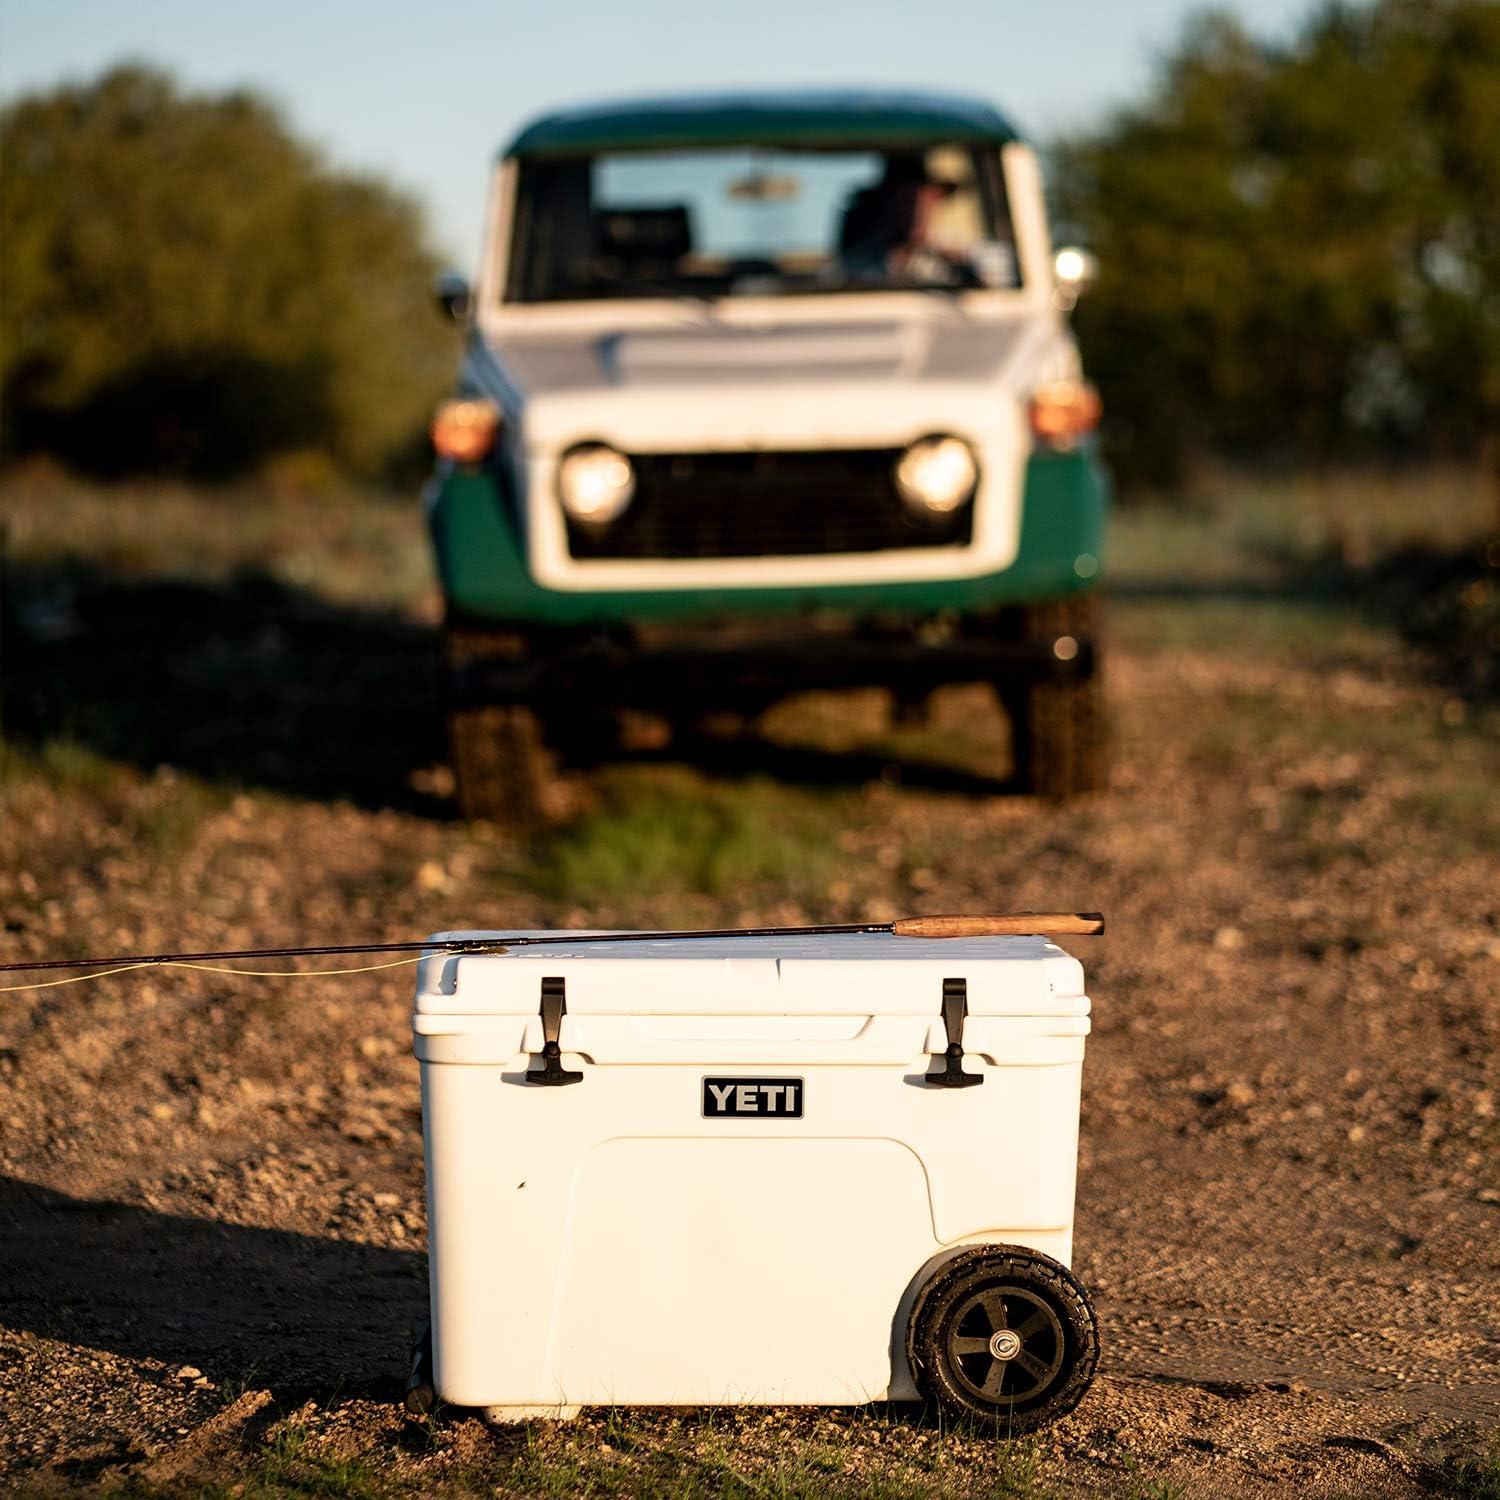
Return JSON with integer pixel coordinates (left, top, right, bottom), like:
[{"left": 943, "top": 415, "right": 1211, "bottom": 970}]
[
  {"left": 1, "top": 1, "right": 1496, "bottom": 490},
  {"left": 0, "top": 67, "right": 453, "bottom": 479},
  {"left": 1054, "top": 0, "right": 1500, "bottom": 487}
]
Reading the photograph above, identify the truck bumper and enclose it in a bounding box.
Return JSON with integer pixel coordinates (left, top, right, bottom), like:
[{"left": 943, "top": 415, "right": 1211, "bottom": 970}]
[{"left": 428, "top": 449, "right": 1108, "bottom": 629}]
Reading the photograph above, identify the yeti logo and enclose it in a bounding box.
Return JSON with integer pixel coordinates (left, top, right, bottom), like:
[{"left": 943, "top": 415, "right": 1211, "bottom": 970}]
[{"left": 701, "top": 1077, "right": 803, "bottom": 1118}]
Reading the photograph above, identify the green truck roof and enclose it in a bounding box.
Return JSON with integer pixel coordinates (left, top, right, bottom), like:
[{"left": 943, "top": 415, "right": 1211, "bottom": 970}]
[{"left": 505, "top": 90, "right": 1020, "bottom": 159}]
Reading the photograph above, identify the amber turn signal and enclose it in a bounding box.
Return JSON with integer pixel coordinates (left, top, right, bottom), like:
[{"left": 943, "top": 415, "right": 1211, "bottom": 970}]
[
  {"left": 431, "top": 398, "right": 501, "bottom": 464},
  {"left": 1029, "top": 380, "right": 1102, "bottom": 450}
]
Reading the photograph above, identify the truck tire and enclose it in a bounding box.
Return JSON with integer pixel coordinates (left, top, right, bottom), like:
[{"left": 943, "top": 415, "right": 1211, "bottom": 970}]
[
  {"left": 445, "top": 626, "right": 558, "bottom": 828},
  {"left": 1006, "top": 594, "right": 1107, "bottom": 797},
  {"left": 448, "top": 703, "right": 557, "bottom": 826},
  {"left": 907, "top": 1245, "right": 1099, "bottom": 1433}
]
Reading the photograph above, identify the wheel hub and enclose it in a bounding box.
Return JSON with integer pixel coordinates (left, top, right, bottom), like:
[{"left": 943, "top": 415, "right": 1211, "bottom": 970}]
[
  {"left": 988, "top": 1329, "right": 1022, "bottom": 1361},
  {"left": 944, "top": 1283, "right": 1068, "bottom": 1406}
]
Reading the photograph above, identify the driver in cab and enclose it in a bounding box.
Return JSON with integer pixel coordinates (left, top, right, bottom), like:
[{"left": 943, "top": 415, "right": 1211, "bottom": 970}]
[{"left": 838, "top": 149, "right": 978, "bottom": 287}]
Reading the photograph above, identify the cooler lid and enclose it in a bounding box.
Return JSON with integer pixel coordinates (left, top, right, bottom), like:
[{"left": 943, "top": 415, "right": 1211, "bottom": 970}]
[{"left": 413, "top": 930, "right": 1088, "bottom": 1018}]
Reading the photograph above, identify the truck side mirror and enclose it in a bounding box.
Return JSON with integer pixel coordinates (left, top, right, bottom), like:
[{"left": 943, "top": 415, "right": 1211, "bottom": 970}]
[
  {"left": 435, "top": 272, "right": 473, "bottom": 323},
  {"left": 1051, "top": 247, "right": 1098, "bottom": 312}
]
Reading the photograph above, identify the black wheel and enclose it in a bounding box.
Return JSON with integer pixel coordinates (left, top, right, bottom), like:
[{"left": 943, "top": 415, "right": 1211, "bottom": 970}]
[
  {"left": 1003, "top": 594, "right": 1107, "bottom": 798},
  {"left": 907, "top": 1245, "right": 1099, "bottom": 1432},
  {"left": 444, "top": 626, "right": 559, "bottom": 827},
  {"left": 403, "top": 1321, "right": 436, "bottom": 1416}
]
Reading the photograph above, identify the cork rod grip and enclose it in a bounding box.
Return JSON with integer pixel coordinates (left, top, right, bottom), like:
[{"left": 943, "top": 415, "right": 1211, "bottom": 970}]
[{"left": 891, "top": 912, "right": 1105, "bottom": 938}]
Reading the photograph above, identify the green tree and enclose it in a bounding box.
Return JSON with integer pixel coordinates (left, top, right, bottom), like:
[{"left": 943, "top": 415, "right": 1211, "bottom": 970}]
[
  {"left": 1052, "top": 0, "right": 1500, "bottom": 488},
  {"left": 0, "top": 66, "right": 454, "bottom": 477}
]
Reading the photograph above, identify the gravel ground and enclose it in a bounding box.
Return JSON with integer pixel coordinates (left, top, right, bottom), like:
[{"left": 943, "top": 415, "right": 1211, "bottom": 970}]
[{"left": 0, "top": 496, "right": 1497, "bottom": 1495}]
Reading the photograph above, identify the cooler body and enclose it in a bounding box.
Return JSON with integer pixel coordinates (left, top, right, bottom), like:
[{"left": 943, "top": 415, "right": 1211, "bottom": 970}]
[{"left": 413, "top": 932, "right": 1091, "bottom": 1414}]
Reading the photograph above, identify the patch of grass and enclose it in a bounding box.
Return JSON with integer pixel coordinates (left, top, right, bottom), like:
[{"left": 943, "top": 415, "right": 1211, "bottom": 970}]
[
  {"left": 108, "top": 1421, "right": 405, "bottom": 1499},
  {"left": 466, "top": 1409, "right": 1061, "bottom": 1500},
  {"left": 1229, "top": 469, "right": 1493, "bottom": 567},
  {"left": 246, "top": 1424, "right": 388, "bottom": 1498},
  {"left": 501, "top": 1443, "right": 613, "bottom": 1498},
  {"left": 119, "top": 772, "right": 232, "bottom": 859},
  {"left": 1118, "top": 1471, "right": 1188, "bottom": 1500},
  {"left": 1430, "top": 1447, "right": 1500, "bottom": 1500},
  {"left": 1110, "top": 468, "right": 1494, "bottom": 589},
  {"left": 0, "top": 736, "right": 123, "bottom": 795},
  {"left": 528, "top": 767, "right": 852, "bottom": 909},
  {"left": 502, "top": 1446, "right": 958, "bottom": 1498},
  {"left": 1, "top": 466, "right": 432, "bottom": 611},
  {"left": 1398, "top": 774, "right": 1500, "bottom": 858},
  {"left": 0, "top": 739, "right": 226, "bottom": 859},
  {"left": 1111, "top": 596, "right": 1388, "bottom": 661},
  {"left": 975, "top": 1434, "right": 1047, "bottom": 1497}
]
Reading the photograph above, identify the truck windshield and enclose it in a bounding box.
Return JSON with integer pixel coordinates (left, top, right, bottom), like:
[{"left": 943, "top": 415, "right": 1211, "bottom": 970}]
[{"left": 507, "top": 143, "right": 1019, "bottom": 302}]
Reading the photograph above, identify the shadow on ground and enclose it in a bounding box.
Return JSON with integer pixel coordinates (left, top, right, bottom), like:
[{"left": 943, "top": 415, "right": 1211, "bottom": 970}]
[
  {"left": 1324, "top": 539, "right": 1499, "bottom": 701},
  {"left": 0, "top": 1175, "right": 424, "bottom": 1399},
  {"left": 2, "top": 562, "right": 1022, "bottom": 809},
  {"left": 3, "top": 563, "right": 447, "bottom": 813},
  {"left": 1114, "top": 534, "right": 1500, "bottom": 703}
]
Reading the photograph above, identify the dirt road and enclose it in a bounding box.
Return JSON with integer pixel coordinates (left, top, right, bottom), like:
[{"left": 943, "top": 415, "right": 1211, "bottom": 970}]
[{"left": 1, "top": 482, "right": 1496, "bottom": 1495}]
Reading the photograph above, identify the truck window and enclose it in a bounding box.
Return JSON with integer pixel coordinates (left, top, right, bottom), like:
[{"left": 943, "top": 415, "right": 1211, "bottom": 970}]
[{"left": 507, "top": 143, "right": 1019, "bottom": 302}]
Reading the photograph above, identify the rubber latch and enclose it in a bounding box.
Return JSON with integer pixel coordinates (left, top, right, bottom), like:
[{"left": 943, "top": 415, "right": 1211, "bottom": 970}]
[
  {"left": 925, "top": 976, "right": 983, "bottom": 1088},
  {"left": 524, "top": 976, "right": 583, "bottom": 1086}
]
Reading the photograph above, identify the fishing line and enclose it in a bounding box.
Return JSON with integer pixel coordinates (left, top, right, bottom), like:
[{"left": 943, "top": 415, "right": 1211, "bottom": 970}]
[{"left": 0, "top": 954, "right": 425, "bottom": 994}]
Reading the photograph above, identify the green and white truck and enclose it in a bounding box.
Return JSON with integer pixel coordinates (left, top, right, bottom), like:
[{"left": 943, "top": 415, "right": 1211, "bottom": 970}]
[{"left": 427, "top": 91, "right": 1108, "bottom": 822}]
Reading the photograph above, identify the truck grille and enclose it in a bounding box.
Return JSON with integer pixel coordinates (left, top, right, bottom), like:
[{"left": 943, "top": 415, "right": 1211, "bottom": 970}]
[{"left": 564, "top": 449, "right": 974, "bottom": 560}]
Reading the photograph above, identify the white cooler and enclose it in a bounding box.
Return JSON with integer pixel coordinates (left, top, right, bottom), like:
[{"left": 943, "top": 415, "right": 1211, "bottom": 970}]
[{"left": 412, "top": 930, "right": 1100, "bottom": 1429}]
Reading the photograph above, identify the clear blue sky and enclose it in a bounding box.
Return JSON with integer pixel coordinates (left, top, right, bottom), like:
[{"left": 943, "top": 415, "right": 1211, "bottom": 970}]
[{"left": 0, "top": 0, "right": 1311, "bottom": 269}]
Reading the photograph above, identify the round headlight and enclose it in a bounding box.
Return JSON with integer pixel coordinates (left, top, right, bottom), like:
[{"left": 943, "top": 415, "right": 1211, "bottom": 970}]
[
  {"left": 558, "top": 444, "right": 635, "bottom": 525},
  {"left": 893, "top": 436, "right": 978, "bottom": 516}
]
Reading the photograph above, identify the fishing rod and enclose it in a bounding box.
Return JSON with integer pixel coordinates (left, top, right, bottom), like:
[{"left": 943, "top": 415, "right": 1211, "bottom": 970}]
[{"left": 0, "top": 912, "right": 1104, "bottom": 977}]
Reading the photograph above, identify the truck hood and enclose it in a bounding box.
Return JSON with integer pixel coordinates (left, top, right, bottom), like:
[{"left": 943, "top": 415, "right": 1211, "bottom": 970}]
[
  {"left": 480, "top": 309, "right": 1060, "bottom": 453},
  {"left": 498, "top": 316, "right": 1037, "bottom": 390}
]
